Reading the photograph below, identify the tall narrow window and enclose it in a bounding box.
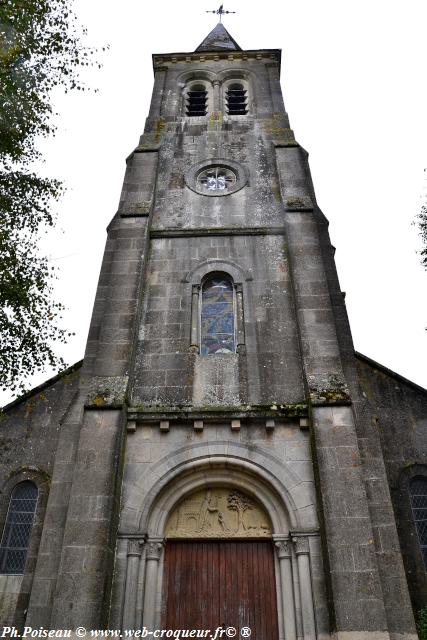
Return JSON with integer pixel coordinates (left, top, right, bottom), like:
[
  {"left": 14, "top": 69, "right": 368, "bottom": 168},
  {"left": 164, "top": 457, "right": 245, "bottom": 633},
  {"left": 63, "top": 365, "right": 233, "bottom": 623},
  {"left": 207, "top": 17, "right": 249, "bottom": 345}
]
[
  {"left": 186, "top": 84, "right": 208, "bottom": 116},
  {"left": 0, "top": 481, "right": 38, "bottom": 574},
  {"left": 410, "top": 477, "right": 427, "bottom": 569},
  {"left": 200, "top": 274, "right": 235, "bottom": 355},
  {"left": 226, "top": 83, "right": 248, "bottom": 115}
]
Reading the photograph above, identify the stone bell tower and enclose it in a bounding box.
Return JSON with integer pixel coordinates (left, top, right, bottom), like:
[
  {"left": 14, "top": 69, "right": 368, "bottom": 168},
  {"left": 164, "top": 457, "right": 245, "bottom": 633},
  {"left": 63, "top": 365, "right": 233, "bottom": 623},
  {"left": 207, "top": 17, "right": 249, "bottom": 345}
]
[{"left": 3, "top": 19, "right": 424, "bottom": 640}]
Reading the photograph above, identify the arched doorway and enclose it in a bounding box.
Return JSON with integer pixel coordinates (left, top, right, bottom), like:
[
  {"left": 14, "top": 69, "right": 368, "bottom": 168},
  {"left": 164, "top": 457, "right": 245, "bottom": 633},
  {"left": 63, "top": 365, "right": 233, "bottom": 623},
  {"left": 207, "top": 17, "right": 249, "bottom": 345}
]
[
  {"left": 120, "top": 456, "right": 319, "bottom": 640},
  {"left": 162, "top": 488, "right": 279, "bottom": 638}
]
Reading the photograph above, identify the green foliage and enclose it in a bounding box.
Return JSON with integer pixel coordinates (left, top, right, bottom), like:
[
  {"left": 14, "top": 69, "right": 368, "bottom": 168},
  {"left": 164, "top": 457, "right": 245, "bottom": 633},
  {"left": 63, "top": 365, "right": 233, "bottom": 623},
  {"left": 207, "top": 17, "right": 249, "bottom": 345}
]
[
  {"left": 0, "top": 0, "right": 101, "bottom": 392},
  {"left": 416, "top": 607, "right": 427, "bottom": 640},
  {"left": 0, "top": 0, "right": 99, "bottom": 165},
  {"left": 416, "top": 203, "right": 427, "bottom": 271},
  {"left": 415, "top": 167, "right": 427, "bottom": 272}
]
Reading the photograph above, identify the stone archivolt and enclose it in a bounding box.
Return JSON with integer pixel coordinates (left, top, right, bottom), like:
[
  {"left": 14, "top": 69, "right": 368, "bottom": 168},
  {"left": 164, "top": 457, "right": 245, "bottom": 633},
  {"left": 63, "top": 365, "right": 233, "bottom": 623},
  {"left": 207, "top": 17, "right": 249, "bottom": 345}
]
[{"left": 165, "top": 488, "right": 272, "bottom": 538}]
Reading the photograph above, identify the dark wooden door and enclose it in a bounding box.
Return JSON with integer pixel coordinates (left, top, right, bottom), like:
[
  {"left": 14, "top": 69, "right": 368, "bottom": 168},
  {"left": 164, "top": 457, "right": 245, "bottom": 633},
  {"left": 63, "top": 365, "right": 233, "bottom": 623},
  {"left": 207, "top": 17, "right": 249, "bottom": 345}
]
[{"left": 163, "top": 540, "right": 279, "bottom": 639}]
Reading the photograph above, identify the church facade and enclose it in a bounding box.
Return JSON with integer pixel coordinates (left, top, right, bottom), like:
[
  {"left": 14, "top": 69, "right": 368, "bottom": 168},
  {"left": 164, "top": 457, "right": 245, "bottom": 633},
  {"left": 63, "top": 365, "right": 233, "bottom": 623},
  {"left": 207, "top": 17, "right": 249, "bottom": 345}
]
[{"left": 1, "top": 23, "right": 427, "bottom": 640}]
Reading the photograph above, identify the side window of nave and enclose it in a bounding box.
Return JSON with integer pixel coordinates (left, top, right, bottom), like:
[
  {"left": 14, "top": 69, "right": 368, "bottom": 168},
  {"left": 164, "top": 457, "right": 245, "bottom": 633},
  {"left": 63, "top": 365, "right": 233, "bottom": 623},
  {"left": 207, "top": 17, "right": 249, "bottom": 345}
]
[
  {"left": 0, "top": 481, "right": 38, "bottom": 575},
  {"left": 410, "top": 476, "right": 427, "bottom": 570}
]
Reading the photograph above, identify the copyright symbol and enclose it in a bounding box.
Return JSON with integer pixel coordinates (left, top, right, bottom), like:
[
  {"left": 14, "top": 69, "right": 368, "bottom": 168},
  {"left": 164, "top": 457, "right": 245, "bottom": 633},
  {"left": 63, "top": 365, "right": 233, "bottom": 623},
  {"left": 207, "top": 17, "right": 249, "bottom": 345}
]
[
  {"left": 76, "top": 628, "right": 86, "bottom": 638},
  {"left": 226, "top": 628, "right": 236, "bottom": 638}
]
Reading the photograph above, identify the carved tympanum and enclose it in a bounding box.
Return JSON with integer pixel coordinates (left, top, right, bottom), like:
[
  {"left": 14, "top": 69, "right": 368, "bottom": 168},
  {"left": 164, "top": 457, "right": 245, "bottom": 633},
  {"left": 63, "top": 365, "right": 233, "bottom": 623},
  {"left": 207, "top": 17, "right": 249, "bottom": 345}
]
[{"left": 165, "top": 488, "right": 272, "bottom": 538}]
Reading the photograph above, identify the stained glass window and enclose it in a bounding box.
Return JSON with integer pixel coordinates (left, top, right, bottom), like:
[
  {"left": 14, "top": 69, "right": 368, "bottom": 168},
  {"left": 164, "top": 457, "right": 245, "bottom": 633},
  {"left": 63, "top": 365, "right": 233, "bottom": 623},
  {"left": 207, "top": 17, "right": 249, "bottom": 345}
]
[
  {"left": 0, "top": 481, "right": 38, "bottom": 574},
  {"left": 200, "top": 275, "right": 235, "bottom": 355},
  {"left": 410, "top": 477, "right": 427, "bottom": 570},
  {"left": 197, "top": 167, "right": 236, "bottom": 192}
]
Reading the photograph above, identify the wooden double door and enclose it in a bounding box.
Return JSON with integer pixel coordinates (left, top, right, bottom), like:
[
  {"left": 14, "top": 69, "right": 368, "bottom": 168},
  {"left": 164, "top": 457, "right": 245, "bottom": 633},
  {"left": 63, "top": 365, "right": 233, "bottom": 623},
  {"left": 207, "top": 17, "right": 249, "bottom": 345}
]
[{"left": 163, "top": 540, "right": 279, "bottom": 639}]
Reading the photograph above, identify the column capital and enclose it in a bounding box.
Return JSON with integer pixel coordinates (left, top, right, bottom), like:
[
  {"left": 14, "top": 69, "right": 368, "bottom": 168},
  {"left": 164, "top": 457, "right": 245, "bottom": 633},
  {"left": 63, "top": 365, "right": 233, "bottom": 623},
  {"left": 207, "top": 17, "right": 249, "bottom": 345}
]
[
  {"left": 127, "top": 538, "right": 144, "bottom": 557},
  {"left": 292, "top": 536, "right": 310, "bottom": 555},
  {"left": 275, "top": 538, "right": 292, "bottom": 559},
  {"left": 146, "top": 539, "right": 164, "bottom": 561}
]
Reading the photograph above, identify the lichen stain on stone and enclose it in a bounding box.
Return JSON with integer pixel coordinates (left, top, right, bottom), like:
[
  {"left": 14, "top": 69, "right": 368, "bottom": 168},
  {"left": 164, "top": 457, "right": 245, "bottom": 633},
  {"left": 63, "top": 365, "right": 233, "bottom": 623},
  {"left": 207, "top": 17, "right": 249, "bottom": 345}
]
[
  {"left": 309, "top": 373, "right": 350, "bottom": 405},
  {"left": 16, "top": 464, "right": 51, "bottom": 484},
  {"left": 286, "top": 197, "right": 305, "bottom": 208},
  {"left": 155, "top": 118, "right": 166, "bottom": 141},
  {"left": 25, "top": 402, "right": 35, "bottom": 416},
  {"left": 272, "top": 185, "right": 282, "bottom": 201}
]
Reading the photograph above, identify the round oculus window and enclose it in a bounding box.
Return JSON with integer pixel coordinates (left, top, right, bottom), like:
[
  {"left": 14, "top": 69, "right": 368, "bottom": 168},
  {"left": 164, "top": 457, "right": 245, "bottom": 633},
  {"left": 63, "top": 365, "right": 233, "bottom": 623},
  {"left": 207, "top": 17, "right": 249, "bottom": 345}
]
[
  {"left": 185, "top": 159, "right": 248, "bottom": 197},
  {"left": 196, "top": 166, "right": 237, "bottom": 192}
]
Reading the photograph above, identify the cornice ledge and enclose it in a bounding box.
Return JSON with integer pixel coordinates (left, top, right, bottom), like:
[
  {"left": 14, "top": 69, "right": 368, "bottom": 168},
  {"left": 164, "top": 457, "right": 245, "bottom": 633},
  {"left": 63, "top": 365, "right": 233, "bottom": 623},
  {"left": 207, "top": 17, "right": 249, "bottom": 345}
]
[{"left": 150, "top": 226, "right": 286, "bottom": 238}]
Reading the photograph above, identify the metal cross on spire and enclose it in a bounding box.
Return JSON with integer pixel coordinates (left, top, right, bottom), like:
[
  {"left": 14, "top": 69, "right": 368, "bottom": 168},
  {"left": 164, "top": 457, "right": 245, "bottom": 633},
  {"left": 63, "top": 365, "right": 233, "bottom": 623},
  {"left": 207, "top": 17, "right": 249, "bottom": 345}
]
[{"left": 206, "top": 4, "right": 236, "bottom": 22}]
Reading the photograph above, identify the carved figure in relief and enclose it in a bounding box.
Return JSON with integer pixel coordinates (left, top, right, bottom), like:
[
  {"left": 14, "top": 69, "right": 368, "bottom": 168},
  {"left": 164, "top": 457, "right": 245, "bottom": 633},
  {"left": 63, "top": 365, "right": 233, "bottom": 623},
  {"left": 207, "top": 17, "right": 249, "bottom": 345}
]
[
  {"left": 197, "top": 491, "right": 229, "bottom": 532},
  {"left": 165, "top": 487, "right": 272, "bottom": 538}
]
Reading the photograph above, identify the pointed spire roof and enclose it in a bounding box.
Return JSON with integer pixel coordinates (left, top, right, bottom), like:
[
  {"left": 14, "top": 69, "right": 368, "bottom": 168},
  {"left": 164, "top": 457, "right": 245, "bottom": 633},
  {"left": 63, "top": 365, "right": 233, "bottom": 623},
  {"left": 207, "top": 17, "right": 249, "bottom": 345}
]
[{"left": 196, "top": 23, "right": 241, "bottom": 52}]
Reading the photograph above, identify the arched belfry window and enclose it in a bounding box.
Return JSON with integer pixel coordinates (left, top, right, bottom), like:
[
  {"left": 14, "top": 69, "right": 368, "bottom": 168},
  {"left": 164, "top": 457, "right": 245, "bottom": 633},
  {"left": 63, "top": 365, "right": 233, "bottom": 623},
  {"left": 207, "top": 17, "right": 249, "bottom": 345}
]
[
  {"left": 186, "top": 83, "right": 208, "bottom": 117},
  {"left": 410, "top": 476, "right": 427, "bottom": 569},
  {"left": 200, "top": 274, "right": 235, "bottom": 355},
  {"left": 0, "top": 481, "right": 38, "bottom": 574},
  {"left": 226, "top": 82, "right": 248, "bottom": 115}
]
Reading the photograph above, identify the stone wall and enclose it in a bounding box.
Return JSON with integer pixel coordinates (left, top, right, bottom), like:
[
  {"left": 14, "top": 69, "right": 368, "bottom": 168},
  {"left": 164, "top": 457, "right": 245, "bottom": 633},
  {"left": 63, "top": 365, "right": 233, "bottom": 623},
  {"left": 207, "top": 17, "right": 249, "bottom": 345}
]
[
  {"left": 111, "top": 418, "right": 329, "bottom": 637},
  {"left": 0, "top": 364, "right": 81, "bottom": 626},
  {"left": 356, "top": 354, "right": 427, "bottom": 614}
]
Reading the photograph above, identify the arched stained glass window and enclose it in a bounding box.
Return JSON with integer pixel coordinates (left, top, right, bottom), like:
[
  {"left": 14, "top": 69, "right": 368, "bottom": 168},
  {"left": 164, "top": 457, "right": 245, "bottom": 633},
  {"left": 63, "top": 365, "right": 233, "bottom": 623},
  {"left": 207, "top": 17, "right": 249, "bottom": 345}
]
[
  {"left": 410, "top": 477, "right": 427, "bottom": 569},
  {"left": 0, "top": 481, "right": 38, "bottom": 574},
  {"left": 200, "top": 274, "right": 235, "bottom": 355}
]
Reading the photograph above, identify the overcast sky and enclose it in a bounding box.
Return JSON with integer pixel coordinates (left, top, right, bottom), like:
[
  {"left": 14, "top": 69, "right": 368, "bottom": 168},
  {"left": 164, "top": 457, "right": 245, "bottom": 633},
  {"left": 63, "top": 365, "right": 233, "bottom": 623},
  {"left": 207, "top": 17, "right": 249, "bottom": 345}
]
[{"left": 3, "top": 0, "right": 427, "bottom": 405}]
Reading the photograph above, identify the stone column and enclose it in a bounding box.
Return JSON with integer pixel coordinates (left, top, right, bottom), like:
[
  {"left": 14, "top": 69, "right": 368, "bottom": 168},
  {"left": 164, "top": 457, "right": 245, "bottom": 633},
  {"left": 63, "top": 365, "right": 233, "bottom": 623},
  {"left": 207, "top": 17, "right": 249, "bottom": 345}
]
[
  {"left": 190, "top": 285, "right": 200, "bottom": 351},
  {"left": 142, "top": 540, "right": 163, "bottom": 630},
  {"left": 123, "top": 539, "right": 144, "bottom": 630},
  {"left": 235, "top": 283, "right": 245, "bottom": 352},
  {"left": 293, "top": 537, "right": 316, "bottom": 640},
  {"left": 213, "top": 80, "right": 221, "bottom": 111},
  {"left": 275, "top": 539, "right": 296, "bottom": 640}
]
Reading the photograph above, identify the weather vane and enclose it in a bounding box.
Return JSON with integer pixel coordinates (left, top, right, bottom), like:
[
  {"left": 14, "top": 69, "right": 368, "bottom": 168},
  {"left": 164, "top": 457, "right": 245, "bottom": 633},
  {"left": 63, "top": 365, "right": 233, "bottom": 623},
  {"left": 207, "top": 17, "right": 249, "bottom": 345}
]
[{"left": 206, "top": 4, "right": 236, "bottom": 22}]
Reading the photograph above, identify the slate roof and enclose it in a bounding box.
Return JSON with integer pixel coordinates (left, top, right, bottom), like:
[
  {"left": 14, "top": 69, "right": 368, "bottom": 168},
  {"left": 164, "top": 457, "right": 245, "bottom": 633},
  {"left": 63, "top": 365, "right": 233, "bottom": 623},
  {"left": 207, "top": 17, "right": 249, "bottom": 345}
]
[{"left": 196, "top": 23, "right": 241, "bottom": 52}]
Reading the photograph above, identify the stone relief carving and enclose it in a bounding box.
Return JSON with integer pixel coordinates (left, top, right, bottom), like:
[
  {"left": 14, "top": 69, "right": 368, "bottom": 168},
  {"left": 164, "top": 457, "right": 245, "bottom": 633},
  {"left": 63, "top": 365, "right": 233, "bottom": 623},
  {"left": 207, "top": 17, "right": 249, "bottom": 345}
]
[{"left": 165, "top": 488, "right": 272, "bottom": 538}]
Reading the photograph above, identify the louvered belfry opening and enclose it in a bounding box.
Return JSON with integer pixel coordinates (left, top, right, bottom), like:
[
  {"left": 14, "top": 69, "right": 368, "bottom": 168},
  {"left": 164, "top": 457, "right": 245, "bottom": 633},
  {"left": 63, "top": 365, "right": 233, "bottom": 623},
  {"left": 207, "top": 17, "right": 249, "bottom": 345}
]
[
  {"left": 186, "top": 84, "right": 208, "bottom": 116},
  {"left": 226, "top": 82, "right": 248, "bottom": 115}
]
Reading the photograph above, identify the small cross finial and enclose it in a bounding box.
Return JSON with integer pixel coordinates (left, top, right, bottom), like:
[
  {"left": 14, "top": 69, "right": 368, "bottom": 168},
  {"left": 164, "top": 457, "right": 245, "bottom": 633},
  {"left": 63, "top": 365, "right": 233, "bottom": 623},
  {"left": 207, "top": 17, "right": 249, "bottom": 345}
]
[{"left": 206, "top": 4, "right": 236, "bottom": 22}]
